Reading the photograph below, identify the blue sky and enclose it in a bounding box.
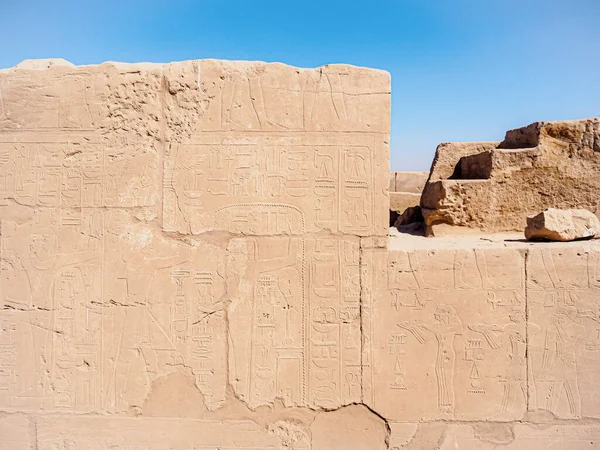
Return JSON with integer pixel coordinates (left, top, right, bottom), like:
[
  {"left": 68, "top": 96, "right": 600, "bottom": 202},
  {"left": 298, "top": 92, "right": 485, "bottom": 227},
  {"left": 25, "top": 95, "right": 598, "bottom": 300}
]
[{"left": 2, "top": 0, "right": 599, "bottom": 170}]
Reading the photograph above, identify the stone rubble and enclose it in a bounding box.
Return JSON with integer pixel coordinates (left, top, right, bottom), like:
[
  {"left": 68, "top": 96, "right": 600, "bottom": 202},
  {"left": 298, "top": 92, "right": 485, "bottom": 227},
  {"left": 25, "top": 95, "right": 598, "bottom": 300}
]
[
  {"left": 525, "top": 208, "right": 600, "bottom": 241},
  {"left": 421, "top": 118, "right": 600, "bottom": 235}
]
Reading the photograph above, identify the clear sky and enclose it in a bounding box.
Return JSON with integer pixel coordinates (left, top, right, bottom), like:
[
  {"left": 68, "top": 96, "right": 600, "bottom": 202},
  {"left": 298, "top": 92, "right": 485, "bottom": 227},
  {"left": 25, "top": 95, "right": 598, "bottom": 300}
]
[{"left": 2, "top": 0, "right": 599, "bottom": 170}]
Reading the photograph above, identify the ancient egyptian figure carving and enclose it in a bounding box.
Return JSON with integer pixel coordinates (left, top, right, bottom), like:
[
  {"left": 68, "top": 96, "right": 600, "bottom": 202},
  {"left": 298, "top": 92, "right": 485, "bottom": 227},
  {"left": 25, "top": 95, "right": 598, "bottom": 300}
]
[
  {"left": 227, "top": 238, "right": 303, "bottom": 406},
  {"left": 535, "top": 306, "right": 585, "bottom": 418},
  {"left": 469, "top": 309, "right": 540, "bottom": 417},
  {"left": 398, "top": 305, "right": 463, "bottom": 415}
]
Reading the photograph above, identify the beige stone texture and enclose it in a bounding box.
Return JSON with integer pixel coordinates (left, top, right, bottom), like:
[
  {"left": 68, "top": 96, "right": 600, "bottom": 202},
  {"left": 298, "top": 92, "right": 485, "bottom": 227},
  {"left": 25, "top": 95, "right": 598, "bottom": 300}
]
[
  {"left": 1, "top": 57, "right": 599, "bottom": 448},
  {"left": 310, "top": 405, "right": 388, "bottom": 450},
  {"left": 0, "top": 414, "right": 31, "bottom": 449},
  {"left": 421, "top": 118, "right": 600, "bottom": 233},
  {"left": 525, "top": 208, "right": 600, "bottom": 241},
  {"left": 164, "top": 60, "right": 390, "bottom": 236},
  {"left": 426, "top": 141, "right": 499, "bottom": 181},
  {"left": 390, "top": 192, "right": 421, "bottom": 214},
  {"left": 389, "top": 173, "right": 427, "bottom": 228},
  {"left": 363, "top": 244, "right": 528, "bottom": 421},
  {"left": 35, "top": 416, "right": 287, "bottom": 449},
  {"left": 389, "top": 422, "right": 600, "bottom": 449},
  {"left": 389, "top": 171, "right": 428, "bottom": 193},
  {"left": 227, "top": 236, "right": 362, "bottom": 410},
  {"left": 527, "top": 247, "right": 600, "bottom": 419}
]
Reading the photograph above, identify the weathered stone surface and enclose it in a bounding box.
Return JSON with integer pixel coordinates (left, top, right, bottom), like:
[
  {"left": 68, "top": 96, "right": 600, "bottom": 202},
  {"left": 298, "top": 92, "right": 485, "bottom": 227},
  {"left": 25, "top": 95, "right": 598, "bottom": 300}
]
[
  {"left": 1, "top": 57, "right": 599, "bottom": 449},
  {"left": 525, "top": 208, "right": 600, "bottom": 241},
  {"left": 389, "top": 171, "right": 428, "bottom": 193},
  {"left": 310, "top": 405, "right": 388, "bottom": 450},
  {"left": 35, "top": 416, "right": 287, "bottom": 449},
  {"left": 363, "top": 244, "right": 528, "bottom": 421},
  {"left": 164, "top": 60, "right": 391, "bottom": 236},
  {"left": 0, "top": 414, "right": 31, "bottom": 449},
  {"left": 390, "top": 192, "right": 421, "bottom": 215},
  {"left": 421, "top": 118, "right": 600, "bottom": 233},
  {"left": 0, "top": 208, "right": 229, "bottom": 414},
  {"left": 227, "top": 236, "right": 361, "bottom": 410},
  {"left": 393, "top": 205, "right": 423, "bottom": 227},
  {"left": 390, "top": 423, "right": 600, "bottom": 449},
  {"left": 527, "top": 247, "right": 600, "bottom": 418},
  {"left": 389, "top": 173, "right": 427, "bottom": 228},
  {"left": 426, "top": 142, "right": 498, "bottom": 181}
]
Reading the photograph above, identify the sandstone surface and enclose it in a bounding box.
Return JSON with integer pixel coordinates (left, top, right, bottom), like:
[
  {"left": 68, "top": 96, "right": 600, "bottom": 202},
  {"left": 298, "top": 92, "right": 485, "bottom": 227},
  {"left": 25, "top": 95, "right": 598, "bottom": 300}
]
[
  {"left": 389, "top": 171, "right": 428, "bottom": 193},
  {"left": 389, "top": 171, "right": 428, "bottom": 227},
  {"left": 390, "top": 192, "right": 421, "bottom": 216},
  {"left": 525, "top": 208, "right": 600, "bottom": 241},
  {"left": 421, "top": 118, "right": 600, "bottom": 234},
  {"left": 0, "top": 58, "right": 599, "bottom": 449}
]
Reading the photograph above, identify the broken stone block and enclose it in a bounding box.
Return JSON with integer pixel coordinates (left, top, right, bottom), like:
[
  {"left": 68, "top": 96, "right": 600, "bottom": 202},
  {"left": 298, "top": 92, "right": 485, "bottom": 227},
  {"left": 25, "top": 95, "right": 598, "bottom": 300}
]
[
  {"left": 389, "top": 173, "right": 427, "bottom": 227},
  {"left": 421, "top": 118, "right": 600, "bottom": 234},
  {"left": 362, "top": 242, "right": 528, "bottom": 421},
  {"left": 525, "top": 208, "right": 600, "bottom": 241},
  {"left": 393, "top": 205, "right": 423, "bottom": 227}
]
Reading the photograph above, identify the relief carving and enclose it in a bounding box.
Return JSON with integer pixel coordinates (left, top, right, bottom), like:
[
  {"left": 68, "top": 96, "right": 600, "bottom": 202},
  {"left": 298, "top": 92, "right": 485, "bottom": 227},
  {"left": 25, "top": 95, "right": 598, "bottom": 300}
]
[
  {"left": 228, "top": 236, "right": 361, "bottom": 409},
  {"left": 527, "top": 248, "right": 600, "bottom": 419},
  {"left": 1, "top": 58, "right": 599, "bottom": 449},
  {"left": 363, "top": 247, "right": 527, "bottom": 421}
]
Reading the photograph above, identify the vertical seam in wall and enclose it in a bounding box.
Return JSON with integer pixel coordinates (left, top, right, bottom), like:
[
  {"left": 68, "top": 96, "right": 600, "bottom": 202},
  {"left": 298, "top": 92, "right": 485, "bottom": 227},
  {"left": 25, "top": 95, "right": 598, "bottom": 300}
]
[
  {"left": 359, "top": 240, "right": 364, "bottom": 404},
  {"left": 302, "top": 238, "right": 307, "bottom": 405},
  {"left": 524, "top": 248, "right": 530, "bottom": 414},
  {"left": 30, "top": 415, "right": 38, "bottom": 450}
]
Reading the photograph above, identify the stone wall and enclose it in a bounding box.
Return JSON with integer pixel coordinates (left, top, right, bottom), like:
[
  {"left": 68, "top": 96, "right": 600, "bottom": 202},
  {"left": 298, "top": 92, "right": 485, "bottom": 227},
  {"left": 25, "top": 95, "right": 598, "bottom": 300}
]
[
  {"left": 0, "top": 58, "right": 599, "bottom": 449},
  {"left": 389, "top": 171, "right": 427, "bottom": 226}
]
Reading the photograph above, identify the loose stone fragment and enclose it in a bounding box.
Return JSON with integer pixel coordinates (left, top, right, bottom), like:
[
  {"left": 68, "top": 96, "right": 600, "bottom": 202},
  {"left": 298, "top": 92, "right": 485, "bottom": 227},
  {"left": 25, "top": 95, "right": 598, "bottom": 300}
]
[{"left": 525, "top": 208, "right": 600, "bottom": 241}]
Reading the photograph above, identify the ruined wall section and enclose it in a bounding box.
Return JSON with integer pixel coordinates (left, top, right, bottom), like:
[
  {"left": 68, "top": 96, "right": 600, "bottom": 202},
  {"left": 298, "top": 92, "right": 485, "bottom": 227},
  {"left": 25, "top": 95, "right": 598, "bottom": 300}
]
[
  {"left": 2, "top": 59, "right": 600, "bottom": 449},
  {"left": 362, "top": 237, "right": 600, "bottom": 449},
  {"left": 421, "top": 119, "right": 600, "bottom": 234},
  {"left": 0, "top": 58, "right": 396, "bottom": 449}
]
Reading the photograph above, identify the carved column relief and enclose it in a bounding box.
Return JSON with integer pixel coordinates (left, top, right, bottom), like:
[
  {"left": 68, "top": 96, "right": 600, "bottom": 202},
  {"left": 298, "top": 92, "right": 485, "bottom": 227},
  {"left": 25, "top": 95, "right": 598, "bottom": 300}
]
[{"left": 527, "top": 248, "right": 600, "bottom": 419}]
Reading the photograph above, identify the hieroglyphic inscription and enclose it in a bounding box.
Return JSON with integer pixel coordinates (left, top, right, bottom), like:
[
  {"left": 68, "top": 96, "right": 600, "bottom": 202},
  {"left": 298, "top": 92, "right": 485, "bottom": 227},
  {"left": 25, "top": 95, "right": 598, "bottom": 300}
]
[
  {"left": 0, "top": 59, "right": 391, "bottom": 423},
  {"left": 199, "top": 60, "right": 390, "bottom": 134},
  {"left": 0, "top": 64, "right": 161, "bottom": 210},
  {"left": 0, "top": 134, "right": 158, "bottom": 209},
  {"left": 363, "top": 246, "right": 527, "bottom": 421},
  {"left": 527, "top": 248, "right": 600, "bottom": 419},
  {"left": 163, "top": 59, "right": 390, "bottom": 236},
  {"left": 0, "top": 209, "right": 228, "bottom": 414},
  {"left": 1, "top": 208, "right": 102, "bottom": 412},
  {"left": 164, "top": 134, "right": 386, "bottom": 236},
  {"left": 0, "top": 68, "right": 101, "bottom": 132},
  {"left": 228, "top": 236, "right": 361, "bottom": 409}
]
